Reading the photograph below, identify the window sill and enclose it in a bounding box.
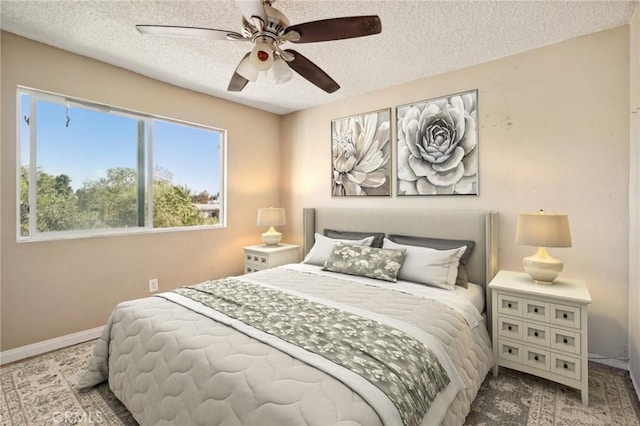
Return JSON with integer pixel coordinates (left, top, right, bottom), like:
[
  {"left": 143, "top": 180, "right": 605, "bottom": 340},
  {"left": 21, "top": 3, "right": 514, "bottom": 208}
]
[{"left": 17, "top": 223, "right": 226, "bottom": 243}]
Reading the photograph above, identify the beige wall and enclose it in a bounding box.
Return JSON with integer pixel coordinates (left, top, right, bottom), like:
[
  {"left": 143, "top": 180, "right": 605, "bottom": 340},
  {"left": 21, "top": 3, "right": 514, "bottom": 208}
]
[
  {"left": 281, "top": 26, "right": 631, "bottom": 359},
  {"left": 0, "top": 32, "right": 281, "bottom": 351},
  {"left": 629, "top": 6, "right": 640, "bottom": 389},
  {"left": 1, "top": 24, "right": 635, "bottom": 363}
]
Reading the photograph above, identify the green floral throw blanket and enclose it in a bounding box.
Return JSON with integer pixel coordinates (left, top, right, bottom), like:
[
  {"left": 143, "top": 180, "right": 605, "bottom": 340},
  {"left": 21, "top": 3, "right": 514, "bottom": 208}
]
[{"left": 175, "top": 278, "right": 450, "bottom": 426}]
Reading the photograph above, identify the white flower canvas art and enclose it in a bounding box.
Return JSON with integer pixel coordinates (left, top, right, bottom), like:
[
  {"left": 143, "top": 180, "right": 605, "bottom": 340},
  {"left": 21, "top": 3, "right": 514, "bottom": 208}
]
[
  {"left": 396, "top": 90, "right": 478, "bottom": 196},
  {"left": 331, "top": 109, "right": 391, "bottom": 197}
]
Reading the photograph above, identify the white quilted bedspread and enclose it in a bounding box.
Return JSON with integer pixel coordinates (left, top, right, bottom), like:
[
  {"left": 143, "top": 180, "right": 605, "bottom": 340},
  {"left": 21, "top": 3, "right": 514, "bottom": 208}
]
[{"left": 78, "top": 266, "right": 493, "bottom": 426}]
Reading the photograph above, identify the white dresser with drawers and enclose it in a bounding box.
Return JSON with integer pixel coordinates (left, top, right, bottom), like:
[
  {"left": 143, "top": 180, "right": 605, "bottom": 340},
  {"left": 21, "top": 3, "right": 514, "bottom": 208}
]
[
  {"left": 243, "top": 243, "right": 300, "bottom": 274},
  {"left": 489, "top": 270, "right": 592, "bottom": 405}
]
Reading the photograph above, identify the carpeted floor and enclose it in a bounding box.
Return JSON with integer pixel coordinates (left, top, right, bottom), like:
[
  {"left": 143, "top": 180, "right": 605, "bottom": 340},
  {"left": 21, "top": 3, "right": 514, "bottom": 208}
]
[
  {"left": 467, "top": 362, "right": 640, "bottom": 425},
  {"left": 1, "top": 340, "right": 639, "bottom": 425}
]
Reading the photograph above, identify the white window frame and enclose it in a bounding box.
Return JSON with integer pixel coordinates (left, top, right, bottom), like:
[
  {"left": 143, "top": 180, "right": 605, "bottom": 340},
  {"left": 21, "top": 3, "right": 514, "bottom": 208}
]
[{"left": 16, "top": 86, "right": 227, "bottom": 242}]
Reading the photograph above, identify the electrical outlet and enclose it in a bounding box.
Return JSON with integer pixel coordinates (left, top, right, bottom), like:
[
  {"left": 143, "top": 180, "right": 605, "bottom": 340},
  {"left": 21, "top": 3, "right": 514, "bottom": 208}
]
[{"left": 148, "top": 278, "right": 159, "bottom": 293}]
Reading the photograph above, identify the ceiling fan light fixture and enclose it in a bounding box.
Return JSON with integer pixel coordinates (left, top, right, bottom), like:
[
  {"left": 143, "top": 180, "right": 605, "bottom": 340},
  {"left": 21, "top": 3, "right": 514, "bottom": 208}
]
[
  {"left": 250, "top": 41, "right": 274, "bottom": 71},
  {"left": 137, "top": 3, "right": 382, "bottom": 94},
  {"left": 271, "top": 56, "right": 292, "bottom": 84},
  {"left": 236, "top": 55, "right": 259, "bottom": 82}
]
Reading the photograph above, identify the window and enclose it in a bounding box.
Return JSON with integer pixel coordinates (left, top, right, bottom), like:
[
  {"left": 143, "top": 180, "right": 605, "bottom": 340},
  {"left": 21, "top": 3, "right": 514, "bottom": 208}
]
[{"left": 18, "top": 88, "right": 226, "bottom": 241}]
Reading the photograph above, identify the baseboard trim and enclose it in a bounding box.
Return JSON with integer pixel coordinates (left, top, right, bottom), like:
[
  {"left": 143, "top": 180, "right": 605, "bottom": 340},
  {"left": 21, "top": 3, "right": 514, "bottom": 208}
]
[
  {"left": 588, "top": 352, "right": 630, "bottom": 370},
  {"left": 0, "top": 326, "right": 103, "bottom": 365}
]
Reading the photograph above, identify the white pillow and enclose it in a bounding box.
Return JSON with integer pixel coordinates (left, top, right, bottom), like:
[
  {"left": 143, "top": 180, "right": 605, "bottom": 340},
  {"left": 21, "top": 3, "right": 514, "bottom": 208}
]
[
  {"left": 303, "top": 233, "right": 375, "bottom": 266},
  {"left": 382, "top": 238, "right": 466, "bottom": 290}
]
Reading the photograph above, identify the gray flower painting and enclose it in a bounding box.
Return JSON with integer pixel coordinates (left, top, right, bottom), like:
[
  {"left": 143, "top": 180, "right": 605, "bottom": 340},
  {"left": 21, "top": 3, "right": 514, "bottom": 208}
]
[
  {"left": 331, "top": 109, "right": 391, "bottom": 197},
  {"left": 396, "top": 90, "right": 478, "bottom": 195}
]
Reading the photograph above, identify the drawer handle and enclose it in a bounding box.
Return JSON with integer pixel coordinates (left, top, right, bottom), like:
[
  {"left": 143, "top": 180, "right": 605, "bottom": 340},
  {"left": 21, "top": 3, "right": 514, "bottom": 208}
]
[
  {"left": 563, "top": 338, "right": 568, "bottom": 344},
  {"left": 508, "top": 303, "right": 512, "bottom": 308},
  {"left": 534, "top": 308, "right": 539, "bottom": 313},
  {"left": 563, "top": 363, "right": 568, "bottom": 369},
  {"left": 563, "top": 313, "right": 568, "bottom": 319},
  {"left": 508, "top": 348, "right": 513, "bottom": 354},
  {"left": 534, "top": 355, "right": 539, "bottom": 361},
  {"left": 508, "top": 326, "right": 512, "bottom": 331},
  {"left": 534, "top": 331, "right": 539, "bottom": 337}
]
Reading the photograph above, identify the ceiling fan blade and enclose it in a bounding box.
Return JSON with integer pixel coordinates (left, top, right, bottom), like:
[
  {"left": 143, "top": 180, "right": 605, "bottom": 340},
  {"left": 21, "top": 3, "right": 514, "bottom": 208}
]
[
  {"left": 228, "top": 54, "right": 251, "bottom": 92},
  {"left": 284, "top": 49, "right": 339, "bottom": 94},
  {"left": 285, "top": 16, "right": 381, "bottom": 43},
  {"left": 136, "top": 25, "right": 244, "bottom": 41},
  {"left": 235, "top": 0, "right": 267, "bottom": 26},
  {"left": 228, "top": 73, "right": 249, "bottom": 92}
]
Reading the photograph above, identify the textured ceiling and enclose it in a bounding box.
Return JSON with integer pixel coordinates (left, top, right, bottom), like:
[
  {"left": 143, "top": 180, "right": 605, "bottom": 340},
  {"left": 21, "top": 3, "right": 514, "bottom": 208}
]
[{"left": 1, "top": 0, "right": 638, "bottom": 115}]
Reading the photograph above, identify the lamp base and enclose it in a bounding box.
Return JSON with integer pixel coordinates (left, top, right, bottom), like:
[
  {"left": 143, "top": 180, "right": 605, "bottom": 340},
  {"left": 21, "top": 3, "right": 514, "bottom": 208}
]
[
  {"left": 261, "top": 226, "right": 282, "bottom": 246},
  {"left": 522, "top": 247, "right": 563, "bottom": 284}
]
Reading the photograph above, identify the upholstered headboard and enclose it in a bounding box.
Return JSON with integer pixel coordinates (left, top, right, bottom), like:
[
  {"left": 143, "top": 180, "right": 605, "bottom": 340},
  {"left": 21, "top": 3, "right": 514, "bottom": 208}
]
[{"left": 302, "top": 208, "right": 499, "bottom": 328}]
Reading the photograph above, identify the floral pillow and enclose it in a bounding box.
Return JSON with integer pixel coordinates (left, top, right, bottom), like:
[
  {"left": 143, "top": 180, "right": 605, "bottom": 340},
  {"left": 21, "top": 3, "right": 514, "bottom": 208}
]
[{"left": 322, "top": 243, "right": 407, "bottom": 282}]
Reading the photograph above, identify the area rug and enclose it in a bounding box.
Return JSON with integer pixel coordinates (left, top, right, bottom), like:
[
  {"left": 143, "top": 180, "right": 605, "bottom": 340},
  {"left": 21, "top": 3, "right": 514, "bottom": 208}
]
[
  {"left": 1, "top": 340, "right": 639, "bottom": 425},
  {"left": 466, "top": 362, "right": 640, "bottom": 425},
  {"left": 0, "top": 340, "right": 135, "bottom": 425}
]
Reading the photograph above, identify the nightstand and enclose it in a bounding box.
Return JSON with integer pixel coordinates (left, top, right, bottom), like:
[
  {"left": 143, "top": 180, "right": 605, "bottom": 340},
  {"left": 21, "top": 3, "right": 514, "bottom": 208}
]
[
  {"left": 489, "top": 270, "right": 592, "bottom": 405},
  {"left": 243, "top": 244, "right": 300, "bottom": 274}
]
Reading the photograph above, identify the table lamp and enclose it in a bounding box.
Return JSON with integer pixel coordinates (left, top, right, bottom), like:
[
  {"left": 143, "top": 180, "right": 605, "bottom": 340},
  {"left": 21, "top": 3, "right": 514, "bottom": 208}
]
[
  {"left": 257, "top": 207, "right": 286, "bottom": 246},
  {"left": 515, "top": 210, "right": 572, "bottom": 284}
]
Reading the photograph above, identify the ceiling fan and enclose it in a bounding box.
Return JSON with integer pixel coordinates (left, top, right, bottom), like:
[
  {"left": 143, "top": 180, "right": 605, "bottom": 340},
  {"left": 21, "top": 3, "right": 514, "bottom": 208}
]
[{"left": 136, "top": 0, "right": 381, "bottom": 94}]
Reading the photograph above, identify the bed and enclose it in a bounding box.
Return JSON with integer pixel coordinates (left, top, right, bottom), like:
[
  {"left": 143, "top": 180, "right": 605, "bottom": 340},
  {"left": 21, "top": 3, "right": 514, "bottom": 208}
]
[{"left": 78, "top": 208, "right": 499, "bottom": 425}]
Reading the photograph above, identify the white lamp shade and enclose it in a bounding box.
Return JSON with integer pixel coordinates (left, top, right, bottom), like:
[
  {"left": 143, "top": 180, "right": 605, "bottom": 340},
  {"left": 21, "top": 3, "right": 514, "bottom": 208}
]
[
  {"left": 515, "top": 213, "right": 572, "bottom": 247},
  {"left": 257, "top": 207, "right": 285, "bottom": 246},
  {"left": 250, "top": 42, "right": 274, "bottom": 71},
  {"left": 236, "top": 56, "right": 258, "bottom": 82},
  {"left": 516, "top": 211, "right": 571, "bottom": 284},
  {"left": 271, "top": 57, "right": 293, "bottom": 84},
  {"left": 257, "top": 207, "right": 286, "bottom": 227}
]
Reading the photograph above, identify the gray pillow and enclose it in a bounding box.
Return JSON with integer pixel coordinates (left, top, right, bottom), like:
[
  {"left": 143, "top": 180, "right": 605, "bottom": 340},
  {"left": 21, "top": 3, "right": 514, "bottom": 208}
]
[
  {"left": 322, "top": 243, "right": 407, "bottom": 282},
  {"left": 324, "top": 229, "right": 385, "bottom": 248},
  {"left": 387, "top": 234, "right": 475, "bottom": 288}
]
